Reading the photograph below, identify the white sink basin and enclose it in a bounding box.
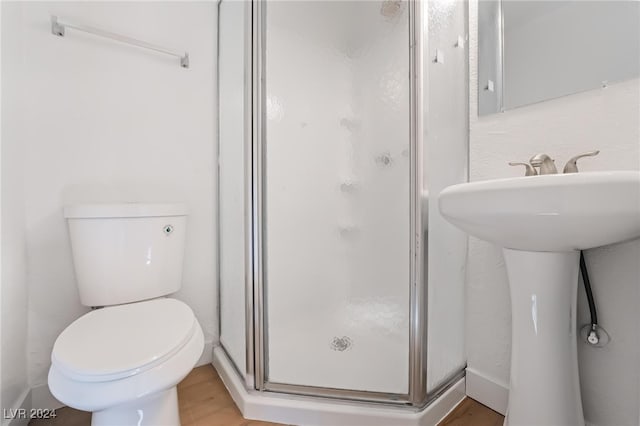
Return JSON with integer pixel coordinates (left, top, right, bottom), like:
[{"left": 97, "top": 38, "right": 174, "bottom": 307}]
[
  {"left": 438, "top": 170, "right": 640, "bottom": 426},
  {"left": 439, "top": 171, "right": 640, "bottom": 252}
]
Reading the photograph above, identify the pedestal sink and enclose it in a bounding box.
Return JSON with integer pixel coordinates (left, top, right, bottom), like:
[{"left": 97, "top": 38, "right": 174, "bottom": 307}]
[{"left": 438, "top": 171, "right": 640, "bottom": 426}]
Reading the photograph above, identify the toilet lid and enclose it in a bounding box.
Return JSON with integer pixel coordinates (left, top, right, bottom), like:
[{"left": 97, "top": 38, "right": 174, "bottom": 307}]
[{"left": 52, "top": 298, "right": 197, "bottom": 382}]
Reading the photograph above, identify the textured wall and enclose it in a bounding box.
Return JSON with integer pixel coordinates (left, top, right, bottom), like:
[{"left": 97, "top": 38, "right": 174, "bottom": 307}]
[
  {"left": 468, "top": 2, "right": 640, "bottom": 425},
  {"left": 1, "top": 3, "right": 30, "bottom": 418}
]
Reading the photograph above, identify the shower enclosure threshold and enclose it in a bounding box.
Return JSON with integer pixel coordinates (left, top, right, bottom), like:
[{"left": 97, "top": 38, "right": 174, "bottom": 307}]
[{"left": 212, "top": 347, "right": 466, "bottom": 426}]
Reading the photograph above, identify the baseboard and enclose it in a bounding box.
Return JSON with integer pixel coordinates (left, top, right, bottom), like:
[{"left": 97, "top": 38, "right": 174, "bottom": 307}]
[
  {"left": 465, "top": 368, "right": 606, "bottom": 426},
  {"left": 465, "top": 367, "right": 508, "bottom": 415},
  {"left": 213, "top": 346, "right": 466, "bottom": 426},
  {"left": 196, "top": 340, "right": 214, "bottom": 367},
  {"left": 2, "top": 388, "right": 31, "bottom": 426},
  {"left": 30, "top": 383, "right": 63, "bottom": 411}
]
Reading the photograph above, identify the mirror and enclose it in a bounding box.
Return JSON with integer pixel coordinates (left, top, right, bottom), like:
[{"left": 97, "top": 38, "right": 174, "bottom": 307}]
[{"left": 478, "top": 1, "right": 640, "bottom": 116}]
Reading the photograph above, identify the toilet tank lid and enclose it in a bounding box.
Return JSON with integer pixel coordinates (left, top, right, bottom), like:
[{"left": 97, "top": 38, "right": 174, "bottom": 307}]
[{"left": 64, "top": 203, "right": 187, "bottom": 219}]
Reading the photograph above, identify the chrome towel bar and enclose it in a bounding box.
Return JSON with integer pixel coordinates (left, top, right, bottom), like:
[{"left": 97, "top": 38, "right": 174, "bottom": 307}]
[{"left": 50, "top": 15, "right": 189, "bottom": 69}]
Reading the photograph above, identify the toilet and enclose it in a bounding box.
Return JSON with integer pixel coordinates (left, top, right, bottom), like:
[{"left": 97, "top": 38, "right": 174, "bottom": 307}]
[{"left": 48, "top": 203, "right": 204, "bottom": 426}]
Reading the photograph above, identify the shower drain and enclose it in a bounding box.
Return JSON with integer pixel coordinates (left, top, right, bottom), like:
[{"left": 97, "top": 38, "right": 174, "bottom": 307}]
[{"left": 330, "top": 336, "right": 353, "bottom": 352}]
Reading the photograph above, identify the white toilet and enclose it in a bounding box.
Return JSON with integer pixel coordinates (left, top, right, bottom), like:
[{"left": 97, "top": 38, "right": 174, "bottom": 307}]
[{"left": 48, "top": 203, "right": 204, "bottom": 426}]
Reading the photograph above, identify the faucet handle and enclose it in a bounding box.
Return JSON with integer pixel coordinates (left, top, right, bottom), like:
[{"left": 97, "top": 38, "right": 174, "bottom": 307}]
[
  {"left": 509, "top": 162, "right": 538, "bottom": 176},
  {"left": 563, "top": 150, "right": 600, "bottom": 173}
]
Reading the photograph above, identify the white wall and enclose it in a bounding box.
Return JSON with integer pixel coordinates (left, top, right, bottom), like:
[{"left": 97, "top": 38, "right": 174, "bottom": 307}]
[
  {"left": 468, "top": 2, "right": 640, "bottom": 425},
  {"left": 1, "top": 2, "right": 31, "bottom": 422},
  {"left": 2, "top": 1, "right": 217, "bottom": 406}
]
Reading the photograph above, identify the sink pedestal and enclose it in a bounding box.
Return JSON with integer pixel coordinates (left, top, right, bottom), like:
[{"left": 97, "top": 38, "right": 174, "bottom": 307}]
[{"left": 502, "top": 249, "right": 585, "bottom": 426}]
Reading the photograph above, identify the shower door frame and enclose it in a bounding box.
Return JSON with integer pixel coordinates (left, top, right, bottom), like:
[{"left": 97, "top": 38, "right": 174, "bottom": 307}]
[{"left": 241, "top": 0, "right": 427, "bottom": 406}]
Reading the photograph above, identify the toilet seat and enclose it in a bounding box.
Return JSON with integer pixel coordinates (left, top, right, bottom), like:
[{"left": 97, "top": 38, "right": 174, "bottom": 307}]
[
  {"left": 48, "top": 313, "right": 204, "bottom": 413},
  {"left": 52, "top": 298, "right": 196, "bottom": 382}
]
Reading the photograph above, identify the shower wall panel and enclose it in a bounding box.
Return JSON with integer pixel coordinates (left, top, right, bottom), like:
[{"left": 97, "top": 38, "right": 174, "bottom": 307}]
[
  {"left": 264, "top": 1, "right": 411, "bottom": 394},
  {"left": 424, "top": 0, "right": 468, "bottom": 392},
  {"left": 219, "top": 0, "right": 248, "bottom": 377}
]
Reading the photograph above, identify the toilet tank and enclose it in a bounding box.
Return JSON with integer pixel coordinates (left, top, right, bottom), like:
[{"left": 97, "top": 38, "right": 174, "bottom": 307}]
[{"left": 64, "top": 203, "right": 188, "bottom": 307}]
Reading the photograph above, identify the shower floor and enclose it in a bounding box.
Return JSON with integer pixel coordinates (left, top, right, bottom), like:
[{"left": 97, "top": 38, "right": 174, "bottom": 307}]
[{"left": 267, "top": 312, "right": 409, "bottom": 394}]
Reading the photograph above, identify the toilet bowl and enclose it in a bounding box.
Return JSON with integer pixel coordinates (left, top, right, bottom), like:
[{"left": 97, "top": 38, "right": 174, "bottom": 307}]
[
  {"left": 49, "top": 298, "right": 204, "bottom": 426},
  {"left": 49, "top": 203, "right": 203, "bottom": 425},
  {"left": 49, "top": 298, "right": 204, "bottom": 425}
]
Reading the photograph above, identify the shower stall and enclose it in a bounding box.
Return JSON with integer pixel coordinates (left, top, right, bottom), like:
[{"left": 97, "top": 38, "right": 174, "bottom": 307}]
[{"left": 216, "top": 1, "right": 468, "bottom": 422}]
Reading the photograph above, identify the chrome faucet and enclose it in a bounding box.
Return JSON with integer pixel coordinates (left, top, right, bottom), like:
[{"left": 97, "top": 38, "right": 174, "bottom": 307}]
[
  {"left": 510, "top": 150, "right": 600, "bottom": 176},
  {"left": 529, "top": 153, "right": 558, "bottom": 175},
  {"left": 563, "top": 150, "right": 600, "bottom": 173}
]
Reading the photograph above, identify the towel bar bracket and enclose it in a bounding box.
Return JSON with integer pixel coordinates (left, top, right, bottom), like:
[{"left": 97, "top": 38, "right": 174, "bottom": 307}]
[
  {"left": 51, "top": 16, "right": 65, "bottom": 37},
  {"left": 180, "top": 53, "right": 189, "bottom": 69}
]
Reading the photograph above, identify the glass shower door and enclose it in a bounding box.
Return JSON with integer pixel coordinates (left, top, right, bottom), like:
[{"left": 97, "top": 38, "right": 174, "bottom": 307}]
[
  {"left": 218, "top": 0, "right": 249, "bottom": 378},
  {"left": 262, "top": 0, "right": 413, "bottom": 395}
]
